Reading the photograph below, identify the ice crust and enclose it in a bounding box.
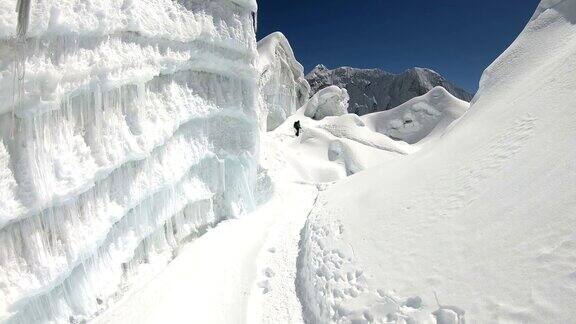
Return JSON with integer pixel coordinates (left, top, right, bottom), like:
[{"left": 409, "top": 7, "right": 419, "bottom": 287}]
[{"left": 0, "top": 0, "right": 259, "bottom": 322}]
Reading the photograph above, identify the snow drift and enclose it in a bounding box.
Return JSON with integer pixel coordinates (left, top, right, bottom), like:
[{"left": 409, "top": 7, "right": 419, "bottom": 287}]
[
  {"left": 0, "top": 0, "right": 259, "bottom": 322},
  {"left": 257, "top": 32, "right": 310, "bottom": 131},
  {"left": 298, "top": 1, "right": 576, "bottom": 323},
  {"left": 362, "top": 86, "right": 470, "bottom": 145},
  {"left": 271, "top": 107, "right": 414, "bottom": 183},
  {"left": 270, "top": 86, "right": 467, "bottom": 183}
]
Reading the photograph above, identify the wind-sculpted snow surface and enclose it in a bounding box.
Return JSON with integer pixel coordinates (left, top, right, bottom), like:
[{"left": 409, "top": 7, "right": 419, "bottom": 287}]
[
  {"left": 362, "top": 86, "right": 469, "bottom": 145},
  {"left": 298, "top": 1, "right": 576, "bottom": 323},
  {"left": 273, "top": 107, "right": 414, "bottom": 183},
  {"left": 0, "top": 0, "right": 259, "bottom": 322},
  {"left": 271, "top": 86, "right": 465, "bottom": 183},
  {"left": 257, "top": 32, "right": 310, "bottom": 131}
]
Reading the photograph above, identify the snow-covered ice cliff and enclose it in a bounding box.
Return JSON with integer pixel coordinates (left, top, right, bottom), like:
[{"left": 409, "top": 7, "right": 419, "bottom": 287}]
[
  {"left": 257, "top": 32, "right": 310, "bottom": 131},
  {"left": 0, "top": 0, "right": 259, "bottom": 322},
  {"left": 302, "top": 85, "right": 349, "bottom": 121},
  {"left": 298, "top": 0, "right": 576, "bottom": 322}
]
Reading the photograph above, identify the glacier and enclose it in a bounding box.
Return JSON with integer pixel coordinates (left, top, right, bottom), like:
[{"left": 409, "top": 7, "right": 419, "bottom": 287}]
[
  {"left": 0, "top": 0, "right": 259, "bottom": 322},
  {"left": 1, "top": 0, "right": 575, "bottom": 323}
]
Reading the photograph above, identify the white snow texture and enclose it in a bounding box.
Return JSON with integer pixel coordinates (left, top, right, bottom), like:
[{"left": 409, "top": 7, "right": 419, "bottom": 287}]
[
  {"left": 1, "top": 1, "right": 576, "bottom": 324},
  {"left": 297, "top": 1, "right": 576, "bottom": 323},
  {"left": 361, "top": 86, "right": 469, "bottom": 145},
  {"left": 0, "top": 0, "right": 259, "bottom": 322},
  {"left": 303, "top": 86, "right": 349, "bottom": 121},
  {"left": 257, "top": 32, "right": 310, "bottom": 131}
]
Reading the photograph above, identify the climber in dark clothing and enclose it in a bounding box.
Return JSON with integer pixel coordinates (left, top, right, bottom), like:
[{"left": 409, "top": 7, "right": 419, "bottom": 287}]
[{"left": 294, "top": 120, "right": 301, "bottom": 137}]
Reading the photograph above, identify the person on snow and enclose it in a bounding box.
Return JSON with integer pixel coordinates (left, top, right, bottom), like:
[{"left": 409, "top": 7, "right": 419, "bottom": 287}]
[{"left": 293, "top": 120, "right": 301, "bottom": 137}]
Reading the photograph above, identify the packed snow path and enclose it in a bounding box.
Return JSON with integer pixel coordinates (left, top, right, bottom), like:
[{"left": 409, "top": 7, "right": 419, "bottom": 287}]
[{"left": 94, "top": 134, "right": 319, "bottom": 324}]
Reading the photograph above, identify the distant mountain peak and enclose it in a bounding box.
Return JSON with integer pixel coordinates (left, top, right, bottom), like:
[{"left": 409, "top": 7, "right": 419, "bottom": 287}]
[{"left": 312, "top": 64, "right": 328, "bottom": 71}]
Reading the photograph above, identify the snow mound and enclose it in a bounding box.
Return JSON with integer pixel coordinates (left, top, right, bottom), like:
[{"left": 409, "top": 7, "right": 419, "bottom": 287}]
[
  {"left": 298, "top": 1, "right": 576, "bottom": 323},
  {"left": 303, "top": 85, "right": 350, "bottom": 121},
  {"left": 362, "top": 86, "right": 470, "bottom": 144},
  {"left": 257, "top": 32, "right": 310, "bottom": 131},
  {"left": 271, "top": 107, "right": 414, "bottom": 183},
  {"left": 0, "top": 0, "right": 259, "bottom": 322}
]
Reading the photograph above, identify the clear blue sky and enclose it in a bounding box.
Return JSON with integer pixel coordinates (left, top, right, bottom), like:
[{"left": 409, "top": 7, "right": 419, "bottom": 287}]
[{"left": 256, "top": 0, "right": 541, "bottom": 93}]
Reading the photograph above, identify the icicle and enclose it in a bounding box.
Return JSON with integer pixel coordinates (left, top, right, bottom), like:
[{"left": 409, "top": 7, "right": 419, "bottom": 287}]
[
  {"left": 252, "top": 11, "right": 258, "bottom": 34},
  {"left": 11, "top": 0, "right": 31, "bottom": 139},
  {"left": 16, "top": 0, "right": 32, "bottom": 39}
]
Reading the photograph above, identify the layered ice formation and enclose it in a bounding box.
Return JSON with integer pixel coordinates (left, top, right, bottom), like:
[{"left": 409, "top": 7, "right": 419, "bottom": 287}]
[
  {"left": 257, "top": 32, "right": 310, "bottom": 131},
  {"left": 0, "top": 0, "right": 259, "bottom": 322}
]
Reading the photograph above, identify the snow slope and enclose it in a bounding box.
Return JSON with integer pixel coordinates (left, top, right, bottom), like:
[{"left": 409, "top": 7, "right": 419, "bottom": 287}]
[
  {"left": 94, "top": 177, "right": 318, "bottom": 324},
  {"left": 269, "top": 85, "right": 468, "bottom": 183},
  {"left": 361, "top": 86, "right": 470, "bottom": 145},
  {"left": 298, "top": 1, "right": 576, "bottom": 323},
  {"left": 0, "top": 0, "right": 259, "bottom": 322},
  {"left": 272, "top": 102, "right": 414, "bottom": 183},
  {"left": 257, "top": 32, "right": 310, "bottom": 131}
]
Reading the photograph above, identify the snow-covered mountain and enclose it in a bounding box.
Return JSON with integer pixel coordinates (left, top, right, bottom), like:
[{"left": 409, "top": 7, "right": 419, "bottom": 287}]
[
  {"left": 306, "top": 64, "right": 474, "bottom": 115},
  {"left": 0, "top": 0, "right": 259, "bottom": 322},
  {"left": 298, "top": 1, "right": 576, "bottom": 322}
]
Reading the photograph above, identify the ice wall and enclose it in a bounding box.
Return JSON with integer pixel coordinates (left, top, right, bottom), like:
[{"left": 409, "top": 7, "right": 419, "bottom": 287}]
[
  {"left": 0, "top": 0, "right": 259, "bottom": 322},
  {"left": 257, "top": 32, "right": 310, "bottom": 131}
]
